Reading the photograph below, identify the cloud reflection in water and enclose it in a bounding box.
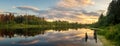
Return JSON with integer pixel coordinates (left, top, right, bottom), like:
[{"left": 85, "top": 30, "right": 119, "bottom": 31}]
[{"left": 12, "top": 28, "right": 94, "bottom": 46}]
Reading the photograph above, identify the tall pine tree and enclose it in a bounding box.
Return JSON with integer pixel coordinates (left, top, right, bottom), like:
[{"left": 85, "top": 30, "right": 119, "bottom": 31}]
[{"left": 105, "top": 0, "right": 120, "bottom": 25}]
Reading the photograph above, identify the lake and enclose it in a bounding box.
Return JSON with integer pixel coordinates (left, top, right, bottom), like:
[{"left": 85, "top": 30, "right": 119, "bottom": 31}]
[{"left": 0, "top": 28, "right": 99, "bottom": 46}]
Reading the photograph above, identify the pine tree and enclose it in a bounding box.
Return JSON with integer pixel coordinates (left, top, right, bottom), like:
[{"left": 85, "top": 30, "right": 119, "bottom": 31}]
[{"left": 106, "top": 0, "right": 120, "bottom": 25}]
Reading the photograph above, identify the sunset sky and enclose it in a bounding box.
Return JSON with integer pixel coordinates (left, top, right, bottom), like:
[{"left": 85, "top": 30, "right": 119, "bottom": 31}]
[{"left": 0, "top": 0, "right": 112, "bottom": 24}]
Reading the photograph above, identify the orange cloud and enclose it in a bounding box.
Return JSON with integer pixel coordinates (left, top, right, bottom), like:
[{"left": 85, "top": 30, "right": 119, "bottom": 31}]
[
  {"left": 47, "top": 15, "right": 98, "bottom": 24},
  {"left": 76, "top": 14, "right": 99, "bottom": 24},
  {"left": 45, "top": 10, "right": 99, "bottom": 24},
  {"left": 58, "top": 0, "right": 94, "bottom": 8}
]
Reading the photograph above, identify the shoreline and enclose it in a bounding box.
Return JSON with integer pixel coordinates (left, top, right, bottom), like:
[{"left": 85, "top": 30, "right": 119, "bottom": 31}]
[{"left": 98, "top": 35, "right": 115, "bottom": 46}]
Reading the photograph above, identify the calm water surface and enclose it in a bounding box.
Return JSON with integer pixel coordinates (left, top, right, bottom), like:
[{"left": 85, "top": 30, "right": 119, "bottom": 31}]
[{"left": 0, "top": 28, "right": 94, "bottom": 46}]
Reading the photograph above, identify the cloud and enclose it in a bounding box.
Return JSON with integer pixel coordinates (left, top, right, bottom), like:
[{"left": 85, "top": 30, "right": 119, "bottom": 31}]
[
  {"left": 13, "top": 0, "right": 99, "bottom": 24},
  {"left": 81, "top": 11, "right": 99, "bottom": 16},
  {"left": 12, "top": 39, "right": 39, "bottom": 45},
  {"left": 0, "top": 37, "right": 4, "bottom": 41},
  {"left": 58, "top": 0, "right": 94, "bottom": 8},
  {"left": 13, "top": 6, "right": 40, "bottom": 13},
  {"left": 38, "top": 8, "right": 99, "bottom": 24},
  {"left": 0, "top": 10, "right": 4, "bottom": 13}
]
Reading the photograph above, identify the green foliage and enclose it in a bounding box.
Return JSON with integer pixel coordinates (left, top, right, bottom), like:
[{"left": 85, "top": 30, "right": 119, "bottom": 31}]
[
  {"left": 96, "top": 0, "right": 120, "bottom": 27},
  {"left": 97, "top": 14, "right": 107, "bottom": 26},
  {"left": 94, "top": 0, "right": 120, "bottom": 46},
  {"left": 14, "top": 16, "right": 25, "bottom": 23},
  {"left": 103, "top": 24, "right": 120, "bottom": 46},
  {"left": 0, "top": 14, "right": 82, "bottom": 29}
]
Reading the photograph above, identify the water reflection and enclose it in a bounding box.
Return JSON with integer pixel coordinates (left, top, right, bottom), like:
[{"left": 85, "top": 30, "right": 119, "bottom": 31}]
[
  {"left": 0, "top": 29, "right": 46, "bottom": 38},
  {"left": 0, "top": 28, "right": 96, "bottom": 46},
  {"left": 0, "top": 28, "right": 72, "bottom": 38}
]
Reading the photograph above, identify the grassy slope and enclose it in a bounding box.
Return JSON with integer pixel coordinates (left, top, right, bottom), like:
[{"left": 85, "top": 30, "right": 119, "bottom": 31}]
[
  {"left": 98, "top": 35, "right": 115, "bottom": 46},
  {"left": 90, "top": 27, "right": 115, "bottom": 46}
]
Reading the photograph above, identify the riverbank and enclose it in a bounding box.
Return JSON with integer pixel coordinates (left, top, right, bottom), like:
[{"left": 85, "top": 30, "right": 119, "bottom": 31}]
[
  {"left": 0, "top": 24, "right": 43, "bottom": 29},
  {"left": 0, "top": 24, "right": 82, "bottom": 29},
  {"left": 98, "top": 35, "right": 115, "bottom": 46},
  {"left": 89, "top": 28, "right": 115, "bottom": 46}
]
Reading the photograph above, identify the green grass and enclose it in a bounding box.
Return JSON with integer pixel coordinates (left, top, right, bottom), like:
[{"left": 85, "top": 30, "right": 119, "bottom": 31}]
[
  {"left": 0, "top": 24, "right": 43, "bottom": 29},
  {"left": 98, "top": 35, "right": 115, "bottom": 46},
  {"left": 89, "top": 27, "right": 116, "bottom": 46},
  {"left": 0, "top": 24, "right": 81, "bottom": 29}
]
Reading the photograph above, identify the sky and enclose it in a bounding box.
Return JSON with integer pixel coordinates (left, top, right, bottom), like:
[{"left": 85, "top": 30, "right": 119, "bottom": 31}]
[{"left": 0, "top": 0, "right": 112, "bottom": 24}]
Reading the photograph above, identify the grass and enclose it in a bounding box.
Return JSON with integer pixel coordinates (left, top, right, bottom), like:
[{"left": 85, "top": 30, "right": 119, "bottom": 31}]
[
  {"left": 90, "top": 28, "right": 115, "bottom": 46},
  {"left": 98, "top": 35, "right": 115, "bottom": 46},
  {"left": 0, "top": 24, "right": 44, "bottom": 29}
]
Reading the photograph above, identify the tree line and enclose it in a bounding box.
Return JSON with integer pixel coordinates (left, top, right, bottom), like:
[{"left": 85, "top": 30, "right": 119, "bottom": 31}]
[
  {"left": 0, "top": 13, "right": 45, "bottom": 24},
  {"left": 0, "top": 13, "right": 82, "bottom": 29},
  {"left": 94, "top": 0, "right": 120, "bottom": 46}
]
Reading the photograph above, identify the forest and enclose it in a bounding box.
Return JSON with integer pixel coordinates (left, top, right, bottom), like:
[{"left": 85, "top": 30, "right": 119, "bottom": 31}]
[
  {"left": 93, "top": 0, "right": 120, "bottom": 46},
  {"left": 0, "top": 13, "right": 82, "bottom": 29}
]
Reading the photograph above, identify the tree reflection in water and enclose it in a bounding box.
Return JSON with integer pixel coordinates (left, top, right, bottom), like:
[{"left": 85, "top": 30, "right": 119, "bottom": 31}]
[{"left": 0, "top": 28, "right": 78, "bottom": 38}]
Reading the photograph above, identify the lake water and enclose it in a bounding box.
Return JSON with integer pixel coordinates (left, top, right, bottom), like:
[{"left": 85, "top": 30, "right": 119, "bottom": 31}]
[{"left": 0, "top": 28, "right": 96, "bottom": 46}]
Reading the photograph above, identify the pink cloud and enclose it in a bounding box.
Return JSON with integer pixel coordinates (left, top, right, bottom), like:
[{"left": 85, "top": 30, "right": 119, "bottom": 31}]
[{"left": 58, "top": 0, "right": 94, "bottom": 8}]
